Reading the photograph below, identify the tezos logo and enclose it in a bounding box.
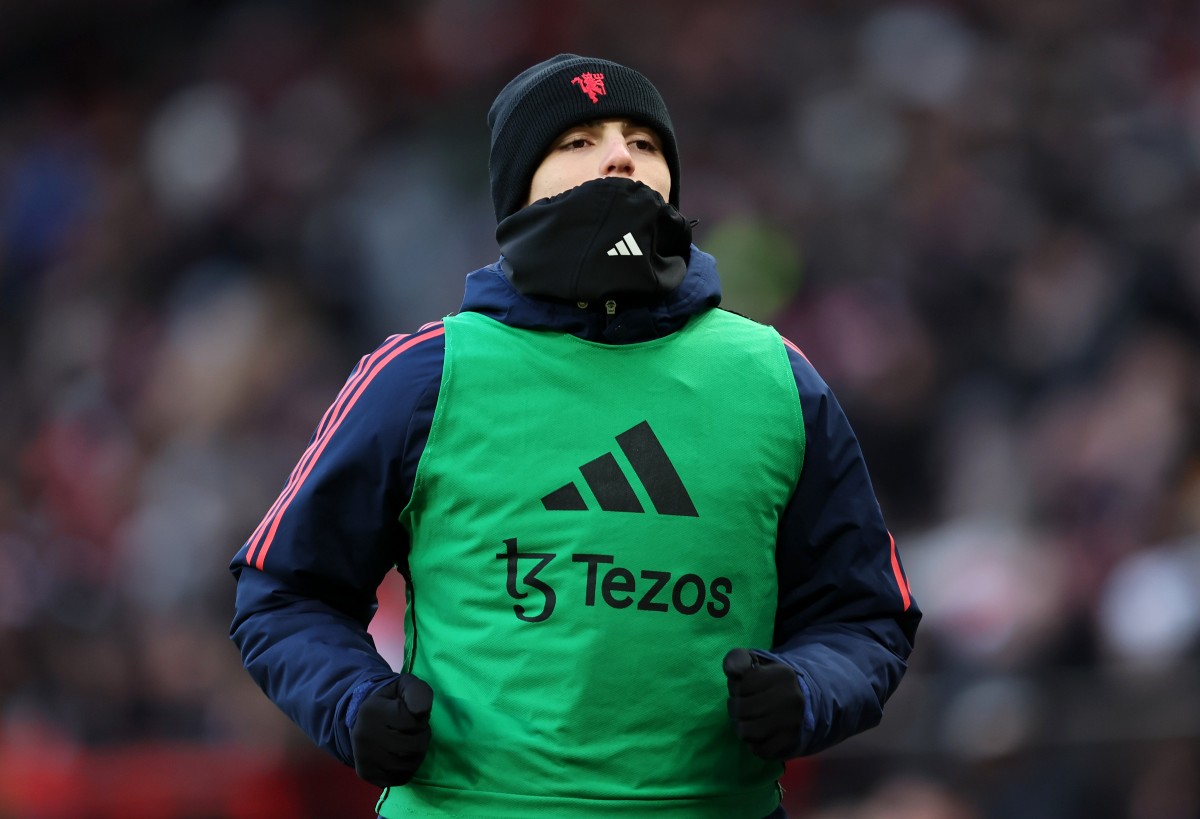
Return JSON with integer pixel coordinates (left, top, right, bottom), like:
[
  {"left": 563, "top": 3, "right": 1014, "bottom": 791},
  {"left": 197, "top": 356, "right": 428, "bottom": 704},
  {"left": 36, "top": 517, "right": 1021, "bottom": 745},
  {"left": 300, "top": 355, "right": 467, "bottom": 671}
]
[{"left": 497, "top": 538, "right": 732, "bottom": 624}]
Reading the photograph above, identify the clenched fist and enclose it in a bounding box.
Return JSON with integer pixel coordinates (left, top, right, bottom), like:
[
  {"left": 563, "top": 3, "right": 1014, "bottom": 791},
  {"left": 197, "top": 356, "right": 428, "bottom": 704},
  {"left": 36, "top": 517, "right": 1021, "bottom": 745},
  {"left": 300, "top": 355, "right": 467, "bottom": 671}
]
[
  {"left": 350, "top": 674, "right": 434, "bottom": 786},
  {"left": 723, "top": 648, "right": 805, "bottom": 760}
]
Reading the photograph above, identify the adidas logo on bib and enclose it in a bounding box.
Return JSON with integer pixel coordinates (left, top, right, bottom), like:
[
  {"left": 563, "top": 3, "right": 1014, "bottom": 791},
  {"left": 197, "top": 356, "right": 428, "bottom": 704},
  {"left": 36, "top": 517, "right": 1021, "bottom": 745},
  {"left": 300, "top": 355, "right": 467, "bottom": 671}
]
[{"left": 541, "top": 421, "right": 698, "bottom": 517}]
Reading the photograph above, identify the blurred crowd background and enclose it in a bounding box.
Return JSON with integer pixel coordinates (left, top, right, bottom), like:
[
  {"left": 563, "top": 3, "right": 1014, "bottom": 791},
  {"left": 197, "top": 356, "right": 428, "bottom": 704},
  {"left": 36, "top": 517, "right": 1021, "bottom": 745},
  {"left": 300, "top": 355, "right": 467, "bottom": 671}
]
[{"left": 2, "top": 0, "right": 1199, "bottom": 817}]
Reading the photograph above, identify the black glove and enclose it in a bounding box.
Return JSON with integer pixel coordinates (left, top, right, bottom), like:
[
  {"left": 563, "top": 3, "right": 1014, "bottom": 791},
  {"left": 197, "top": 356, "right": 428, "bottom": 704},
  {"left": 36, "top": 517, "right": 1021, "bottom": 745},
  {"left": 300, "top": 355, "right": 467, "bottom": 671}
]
[
  {"left": 723, "top": 648, "right": 805, "bottom": 760},
  {"left": 350, "top": 674, "right": 434, "bottom": 787}
]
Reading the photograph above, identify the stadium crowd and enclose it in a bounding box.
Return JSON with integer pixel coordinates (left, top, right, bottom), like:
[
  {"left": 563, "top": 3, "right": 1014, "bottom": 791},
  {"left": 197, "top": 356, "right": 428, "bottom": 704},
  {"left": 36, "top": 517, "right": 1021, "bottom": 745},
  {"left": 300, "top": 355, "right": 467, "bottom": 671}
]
[{"left": 1, "top": 1, "right": 1198, "bottom": 816}]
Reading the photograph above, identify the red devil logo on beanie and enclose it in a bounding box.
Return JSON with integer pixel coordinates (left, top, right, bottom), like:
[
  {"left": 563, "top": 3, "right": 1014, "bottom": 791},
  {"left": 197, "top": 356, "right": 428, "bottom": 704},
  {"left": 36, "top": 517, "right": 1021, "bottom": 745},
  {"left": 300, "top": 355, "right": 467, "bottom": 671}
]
[{"left": 571, "top": 73, "right": 606, "bottom": 103}]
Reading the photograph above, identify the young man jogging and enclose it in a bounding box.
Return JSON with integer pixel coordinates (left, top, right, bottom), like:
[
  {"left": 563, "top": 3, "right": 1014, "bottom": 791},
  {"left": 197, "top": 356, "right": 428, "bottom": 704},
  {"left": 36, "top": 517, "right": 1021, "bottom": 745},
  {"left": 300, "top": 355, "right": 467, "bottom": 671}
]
[{"left": 231, "top": 53, "right": 920, "bottom": 818}]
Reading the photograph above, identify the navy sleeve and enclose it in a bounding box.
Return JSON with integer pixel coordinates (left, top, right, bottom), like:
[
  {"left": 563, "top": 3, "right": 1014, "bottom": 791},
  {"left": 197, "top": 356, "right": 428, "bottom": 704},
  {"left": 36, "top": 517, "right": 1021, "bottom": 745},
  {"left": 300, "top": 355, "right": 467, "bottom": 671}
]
[
  {"left": 763, "top": 342, "right": 921, "bottom": 757},
  {"left": 229, "top": 324, "right": 445, "bottom": 766}
]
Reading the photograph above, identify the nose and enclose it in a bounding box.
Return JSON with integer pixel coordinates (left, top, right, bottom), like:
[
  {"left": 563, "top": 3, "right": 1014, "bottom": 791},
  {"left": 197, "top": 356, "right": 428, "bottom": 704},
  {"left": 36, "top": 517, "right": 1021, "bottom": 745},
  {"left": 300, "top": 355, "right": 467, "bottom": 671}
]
[{"left": 600, "top": 133, "right": 634, "bottom": 178}]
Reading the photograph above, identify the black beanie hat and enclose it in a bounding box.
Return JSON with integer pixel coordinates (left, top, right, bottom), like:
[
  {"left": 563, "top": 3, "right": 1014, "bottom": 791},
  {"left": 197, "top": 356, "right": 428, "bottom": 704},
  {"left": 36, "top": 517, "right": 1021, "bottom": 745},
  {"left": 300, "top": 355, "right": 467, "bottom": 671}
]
[{"left": 487, "top": 53, "right": 680, "bottom": 223}]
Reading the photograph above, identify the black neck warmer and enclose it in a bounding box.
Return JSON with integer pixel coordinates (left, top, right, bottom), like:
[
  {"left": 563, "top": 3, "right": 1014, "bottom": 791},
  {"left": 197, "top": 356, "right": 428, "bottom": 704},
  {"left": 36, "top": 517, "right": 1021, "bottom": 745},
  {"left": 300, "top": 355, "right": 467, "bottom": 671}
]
[{"left": 496, "top": 177, "right": 693, "bottom": 310}]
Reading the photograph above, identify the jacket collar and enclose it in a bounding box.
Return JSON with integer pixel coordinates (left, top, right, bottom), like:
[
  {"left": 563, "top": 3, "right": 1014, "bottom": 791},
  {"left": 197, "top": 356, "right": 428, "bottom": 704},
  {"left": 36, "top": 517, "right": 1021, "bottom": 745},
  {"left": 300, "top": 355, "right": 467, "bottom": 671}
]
[{"left": 458, "top": 244, "right": 723, "bottom": 344}]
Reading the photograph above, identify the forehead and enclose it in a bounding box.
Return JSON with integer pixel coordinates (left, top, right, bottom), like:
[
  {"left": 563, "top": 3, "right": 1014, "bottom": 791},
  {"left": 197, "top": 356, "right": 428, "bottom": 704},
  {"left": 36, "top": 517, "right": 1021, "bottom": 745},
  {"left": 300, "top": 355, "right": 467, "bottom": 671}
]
[{"left": 555, "top": 118, "right": 659, "bottom": 136}]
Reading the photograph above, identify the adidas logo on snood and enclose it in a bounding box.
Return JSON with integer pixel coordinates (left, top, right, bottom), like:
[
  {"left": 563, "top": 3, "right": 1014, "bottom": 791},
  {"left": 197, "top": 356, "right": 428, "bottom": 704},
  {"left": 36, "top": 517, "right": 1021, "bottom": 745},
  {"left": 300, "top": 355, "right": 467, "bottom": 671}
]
[
  {"left": 606, "top": 232, "right": 643, "bottom": 257},
  {"left": 496, "top": 422, "right": 731, "bottom": 624}
]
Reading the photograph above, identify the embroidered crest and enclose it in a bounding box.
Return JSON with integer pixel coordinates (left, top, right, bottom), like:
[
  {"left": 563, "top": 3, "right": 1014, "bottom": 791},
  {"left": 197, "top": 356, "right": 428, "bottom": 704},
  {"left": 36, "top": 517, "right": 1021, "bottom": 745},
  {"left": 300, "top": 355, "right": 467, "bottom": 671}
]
[{"left": 571, "top": 72, "right": 606, "bottom": 104}]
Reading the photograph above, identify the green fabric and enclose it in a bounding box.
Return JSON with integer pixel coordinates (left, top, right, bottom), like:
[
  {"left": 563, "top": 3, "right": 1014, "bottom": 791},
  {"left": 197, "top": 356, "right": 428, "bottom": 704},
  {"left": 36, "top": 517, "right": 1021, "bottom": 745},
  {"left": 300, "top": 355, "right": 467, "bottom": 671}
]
[{"left": 383, "top": 308, "right": 804, "bottom": 818}]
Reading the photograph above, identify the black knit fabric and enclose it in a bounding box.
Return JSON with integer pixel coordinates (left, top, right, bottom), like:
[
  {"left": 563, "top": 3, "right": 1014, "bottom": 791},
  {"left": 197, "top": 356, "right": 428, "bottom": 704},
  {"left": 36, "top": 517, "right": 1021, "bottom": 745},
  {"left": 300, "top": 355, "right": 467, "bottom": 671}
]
[{"left": 487, "top": 54, "right": 680, "bottom": 223}]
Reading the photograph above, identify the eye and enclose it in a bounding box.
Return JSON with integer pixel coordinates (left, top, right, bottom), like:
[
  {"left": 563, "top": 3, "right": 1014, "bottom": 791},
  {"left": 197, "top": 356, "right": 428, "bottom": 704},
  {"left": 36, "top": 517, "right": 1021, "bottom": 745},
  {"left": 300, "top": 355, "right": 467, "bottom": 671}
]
[
  {"left": 629, "top": 137, "right": 660, "bottom": 153},
  {"left": 558, "top": 135, "right": 592, "bottom": 151}
]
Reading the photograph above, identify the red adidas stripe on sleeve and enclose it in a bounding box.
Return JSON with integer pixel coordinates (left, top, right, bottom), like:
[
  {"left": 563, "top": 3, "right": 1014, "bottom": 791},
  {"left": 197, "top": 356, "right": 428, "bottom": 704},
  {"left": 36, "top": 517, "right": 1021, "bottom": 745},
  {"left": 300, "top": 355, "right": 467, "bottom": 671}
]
[
  {"left": 240, "top": 335, "right": 410, "bottom": 556},
  {"left": 888, "top": 532, "right": 913, "bottom": 611},
  {"left": 781, "top": 333, "right": 909, "bottom": 610},
  {"left": 781, "top": 335, "right": 812, "bottom": 365},
  {"left": 244, "top": 324, "right": 445, "bottom": 571}
]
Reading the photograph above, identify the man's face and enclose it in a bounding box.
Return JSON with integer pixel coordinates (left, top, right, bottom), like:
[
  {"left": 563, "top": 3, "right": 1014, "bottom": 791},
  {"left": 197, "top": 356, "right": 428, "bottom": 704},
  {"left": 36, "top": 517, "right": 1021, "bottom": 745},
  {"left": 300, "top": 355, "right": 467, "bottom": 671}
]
[{"left": 526, "top": 119, "right": 671, "bottom": 207}]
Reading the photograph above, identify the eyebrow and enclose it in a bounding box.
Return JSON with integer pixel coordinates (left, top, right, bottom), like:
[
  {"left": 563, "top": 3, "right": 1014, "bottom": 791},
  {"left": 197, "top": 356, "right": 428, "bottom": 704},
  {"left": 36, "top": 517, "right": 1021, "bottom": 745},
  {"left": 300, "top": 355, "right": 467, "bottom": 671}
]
[{"left": 568, "top": 119, "right": 654, "bottom": 133}]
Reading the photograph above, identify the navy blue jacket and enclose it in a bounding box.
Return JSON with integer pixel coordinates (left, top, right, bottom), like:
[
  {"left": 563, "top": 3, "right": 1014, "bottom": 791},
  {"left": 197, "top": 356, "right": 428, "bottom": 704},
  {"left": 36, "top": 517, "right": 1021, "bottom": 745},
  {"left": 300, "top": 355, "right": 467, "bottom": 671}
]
[{"left": 230, "top": 246, "right": 920, "bottom": 770}]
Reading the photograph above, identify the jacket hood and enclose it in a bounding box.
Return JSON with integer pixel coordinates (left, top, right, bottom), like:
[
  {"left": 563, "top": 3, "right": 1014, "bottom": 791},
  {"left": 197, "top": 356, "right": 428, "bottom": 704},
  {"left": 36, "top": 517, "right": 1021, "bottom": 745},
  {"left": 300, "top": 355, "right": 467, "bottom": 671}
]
[{"left": 458, "top": 244, "right": 723, "bottom": 344}]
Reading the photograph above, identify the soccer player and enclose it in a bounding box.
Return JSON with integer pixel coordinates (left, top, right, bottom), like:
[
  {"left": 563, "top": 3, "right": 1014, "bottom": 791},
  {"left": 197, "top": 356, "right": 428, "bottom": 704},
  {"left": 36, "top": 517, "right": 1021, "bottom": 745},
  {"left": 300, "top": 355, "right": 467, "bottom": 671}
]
[{"left": 230, "top": 53, "right": 920, "bottom": 818}]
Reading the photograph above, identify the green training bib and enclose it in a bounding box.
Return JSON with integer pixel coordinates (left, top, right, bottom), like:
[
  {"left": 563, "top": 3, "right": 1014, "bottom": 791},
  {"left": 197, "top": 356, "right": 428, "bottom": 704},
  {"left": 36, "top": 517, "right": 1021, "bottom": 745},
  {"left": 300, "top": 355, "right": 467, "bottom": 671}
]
[{"left": 383, "top": 308, "right": 805, "bottom": 818}]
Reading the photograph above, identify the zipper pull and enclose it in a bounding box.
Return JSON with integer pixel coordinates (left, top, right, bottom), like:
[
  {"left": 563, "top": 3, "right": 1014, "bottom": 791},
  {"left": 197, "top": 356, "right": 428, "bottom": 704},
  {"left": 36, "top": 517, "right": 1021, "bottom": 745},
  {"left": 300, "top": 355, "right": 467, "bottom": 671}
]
[{"left": 605, "top": 299, "right": 617, "bottom": 316}]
